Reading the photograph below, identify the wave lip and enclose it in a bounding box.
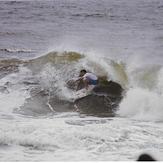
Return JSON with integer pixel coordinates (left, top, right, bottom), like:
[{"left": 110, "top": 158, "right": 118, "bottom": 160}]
[{"left": 31, "top": 51, "right": 84, "bottom": 62}]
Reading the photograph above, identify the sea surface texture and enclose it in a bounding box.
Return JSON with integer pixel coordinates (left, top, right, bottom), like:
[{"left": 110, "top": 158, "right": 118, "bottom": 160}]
[{"left": 0, "top": 0, "right": 163, "bottom": 161}]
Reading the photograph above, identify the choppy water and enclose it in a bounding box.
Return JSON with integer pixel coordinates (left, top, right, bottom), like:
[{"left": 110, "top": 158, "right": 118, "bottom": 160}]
[{"left": 1, "top": 0, "right": 163, "bottom": 161}]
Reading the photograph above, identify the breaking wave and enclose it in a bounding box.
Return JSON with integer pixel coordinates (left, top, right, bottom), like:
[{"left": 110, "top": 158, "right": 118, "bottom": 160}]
[
  {"left": 0, "top": 50, "right": 163, "bottom": 121},
  {"left": 118, "top": 66, "right": 163, "bottom": 121}
]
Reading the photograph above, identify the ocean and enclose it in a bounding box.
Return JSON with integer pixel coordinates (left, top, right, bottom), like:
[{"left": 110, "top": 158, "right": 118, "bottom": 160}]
[{"left": 0, "top": 0, "right": 163, "bottom": 161}]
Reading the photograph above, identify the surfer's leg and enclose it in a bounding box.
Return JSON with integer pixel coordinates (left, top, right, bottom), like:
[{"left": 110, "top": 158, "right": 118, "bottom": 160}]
[
  {"left": 83, "top": 78, "right": 89, "bottom": 90},
  {"left": 76, "top": 79, "right": 85, "bottom": 91}
]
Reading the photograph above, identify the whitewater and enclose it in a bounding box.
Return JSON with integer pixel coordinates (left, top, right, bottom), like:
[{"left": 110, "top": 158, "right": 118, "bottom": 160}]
[{"left": 0, "top": 0, "right": 163, "bottom": 161}]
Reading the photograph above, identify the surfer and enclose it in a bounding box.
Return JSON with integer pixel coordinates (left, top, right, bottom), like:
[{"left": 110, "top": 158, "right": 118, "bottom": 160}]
[{"left": 76, "top": 69, "right": 98, "bottom": 90}]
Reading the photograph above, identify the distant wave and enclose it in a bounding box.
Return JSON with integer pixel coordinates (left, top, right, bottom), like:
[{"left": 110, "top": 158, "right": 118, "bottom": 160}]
[
  {"left": 71, "top": 12, "right": 107, "bottom": 18},
  {"left": 0, "top": 48, "right": 33, "bottom": 53},
  {"left": 0, "top": 32, "right": 16, "bottom": 36}
]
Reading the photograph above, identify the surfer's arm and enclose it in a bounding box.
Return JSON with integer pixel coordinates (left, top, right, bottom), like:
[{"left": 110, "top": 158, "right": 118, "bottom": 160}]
[
  {"left": 75, "top": 77, "right": 84, "bottom": 91},
  {"left": 75, "top": 77, "right": 83, "bottom": 83}
]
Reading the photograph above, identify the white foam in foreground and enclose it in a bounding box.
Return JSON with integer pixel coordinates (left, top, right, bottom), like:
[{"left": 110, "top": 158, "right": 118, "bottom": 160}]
[{"left": 0, "top": 116, "right": 163, "bottom": 161}]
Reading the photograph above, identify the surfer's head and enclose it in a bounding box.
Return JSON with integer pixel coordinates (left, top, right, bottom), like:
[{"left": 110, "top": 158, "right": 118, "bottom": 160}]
[{"left": 79, "top": 69, "right": 87, "bottom": 77}]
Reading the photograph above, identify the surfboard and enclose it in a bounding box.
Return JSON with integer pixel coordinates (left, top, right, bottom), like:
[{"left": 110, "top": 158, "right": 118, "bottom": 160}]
[{"left": 66, "top": 78, "right": 97, "bottom": 101}]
